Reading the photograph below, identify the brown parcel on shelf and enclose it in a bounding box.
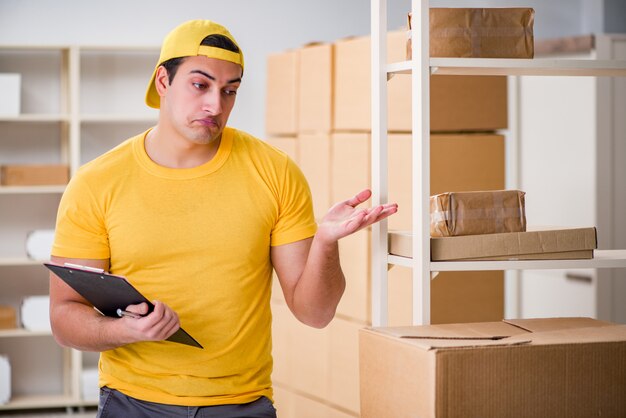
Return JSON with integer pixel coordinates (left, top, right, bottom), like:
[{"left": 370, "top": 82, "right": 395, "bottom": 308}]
[
  {"left": 407, "top": 8, "right": 535, "bottom": 59},
  {"left": 360, "top": 317, "right": 626, "bottom": 418},
  {"left": 389, "top": 226, "right": 597, "bottom": 261},
  {"left": 430, "top": 190, "right": 526, "bottom": 237},
  {"left": 0, "top": 305, "right": 16, "bottom": 329},
  {"left": 0, "top": 164, "right": 69, "bottom": 186}
]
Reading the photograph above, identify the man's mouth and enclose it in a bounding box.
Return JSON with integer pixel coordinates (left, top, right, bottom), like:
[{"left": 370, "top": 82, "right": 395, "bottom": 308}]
[{"left": 195, "top": 118, "right": 219, "bottom": 127}]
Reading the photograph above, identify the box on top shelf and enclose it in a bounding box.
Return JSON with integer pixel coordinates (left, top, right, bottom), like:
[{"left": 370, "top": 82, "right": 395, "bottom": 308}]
[
  {"left": 407, "top": 8, "right": 535, "bottom": 59},
  {"left": 0, "top": 164, "right": 69, "bottom": 186},
  {"left": 360, "top": 317, "right": 626, "bottom": 418},
  {"left": 430, "top": 190, "right": 527, "bottom": 237},
  {"left": 333, "top": 30, "right": 507, "bottom": 132},
  {"left": 389, "top": 226, "right": 598, "bottom": 261},
  {"left": 0, "top": 73, "right": 21, "bottom": 116}
]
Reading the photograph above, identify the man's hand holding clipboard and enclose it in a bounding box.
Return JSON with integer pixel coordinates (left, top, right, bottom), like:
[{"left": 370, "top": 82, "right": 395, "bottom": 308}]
[{"left": 45, "top": 262, "right": 203, "bottom": 349}]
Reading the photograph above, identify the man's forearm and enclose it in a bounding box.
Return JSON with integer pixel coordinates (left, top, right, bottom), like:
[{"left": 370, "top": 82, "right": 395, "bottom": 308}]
[
  {"left": 51, "top": 300, "right": 132, "bottom": 351},
  {"left": 291, "top": 235, "right": 346, "bottom": 328}
]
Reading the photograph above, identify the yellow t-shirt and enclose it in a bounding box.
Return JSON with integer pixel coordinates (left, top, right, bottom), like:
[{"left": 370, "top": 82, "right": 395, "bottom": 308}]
[{"left": 52, "top": 127, "right": 317, "bottom": 406}]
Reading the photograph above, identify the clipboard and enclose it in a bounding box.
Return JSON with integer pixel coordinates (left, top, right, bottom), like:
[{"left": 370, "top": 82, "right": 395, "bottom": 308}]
[{"left": 45, "top": 262, "right": 203, "bottom": 349}]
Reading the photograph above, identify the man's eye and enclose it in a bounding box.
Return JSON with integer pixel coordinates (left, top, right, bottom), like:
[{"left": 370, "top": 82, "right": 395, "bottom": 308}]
[
  {"left": 193, "top": 82, "right": 207, "bottom": 90},
  {"left": 223, "top": 89, "right": 238, "bottom": 96}
]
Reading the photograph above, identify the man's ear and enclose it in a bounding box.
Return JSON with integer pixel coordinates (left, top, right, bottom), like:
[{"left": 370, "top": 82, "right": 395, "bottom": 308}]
[{"left": 154, "top": 65, "right": 170, "bottom": 98}]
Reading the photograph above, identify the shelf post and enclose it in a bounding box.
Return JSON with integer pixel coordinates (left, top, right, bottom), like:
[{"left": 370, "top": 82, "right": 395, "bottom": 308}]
[
  {"left": 411, "top": 0, "right": 431, "bottom": 325},
  {"left": 371, "top": 0, "right": 389, "bottom": 326}
]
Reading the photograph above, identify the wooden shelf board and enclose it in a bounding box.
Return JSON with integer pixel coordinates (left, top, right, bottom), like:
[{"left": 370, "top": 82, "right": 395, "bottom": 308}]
[
  {"left": 0, "top": 185, "right": 65, "bottom": 194},
  {"left": 0, "top": 258, "right": 47, "bottom": 267},
  {"left": 0, "top": 114, "right": 70, "bottom": 122},
  {"left": 0, "top": 328, "right": 52, "bottom": 338},
  {"left": 80, "top": 114, "right": 158, "bottom": 123},
  {"left": 0, "top": 394, "right": 78, "bottom": 410}
]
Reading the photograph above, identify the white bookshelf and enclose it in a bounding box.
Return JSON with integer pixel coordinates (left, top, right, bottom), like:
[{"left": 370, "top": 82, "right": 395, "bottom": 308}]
[{"left": 0, "top": 43, "right": 158, "bottom": 411}]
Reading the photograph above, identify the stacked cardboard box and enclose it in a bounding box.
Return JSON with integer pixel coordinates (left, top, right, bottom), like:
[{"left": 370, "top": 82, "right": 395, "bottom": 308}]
[
  {"left": 265, "top": 29, "right": 508, "bottom": 418},
  {"left": 360, "top": 317, "right": 626, "bottom": 418}
]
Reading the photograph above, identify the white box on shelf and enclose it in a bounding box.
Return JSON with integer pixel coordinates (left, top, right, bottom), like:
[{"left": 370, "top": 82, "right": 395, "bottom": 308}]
[
  {"left": 0, "top": 73, "right": 21, "bottom": 116},
  {"left": 81, "top": 367, "right": 99, "bottom": 402},
  {"left": 20, "top": 296, "right": 51, "bottom": 332},
  {"left": 25, "top": 229, "right": 55, "bottom": 260},
  {"left": 0, "top": 355, "right": 10, "bottom": 405}
]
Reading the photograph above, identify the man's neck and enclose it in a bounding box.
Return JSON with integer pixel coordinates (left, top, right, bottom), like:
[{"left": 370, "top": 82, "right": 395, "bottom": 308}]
[{"left": 144, "top": 126, "right": 221, "bottom": 169}]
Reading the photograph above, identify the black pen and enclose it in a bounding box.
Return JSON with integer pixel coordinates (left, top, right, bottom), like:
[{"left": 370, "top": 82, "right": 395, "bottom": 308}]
[{"left": 116, "top": 308, "right": 142, "bottom": 319}]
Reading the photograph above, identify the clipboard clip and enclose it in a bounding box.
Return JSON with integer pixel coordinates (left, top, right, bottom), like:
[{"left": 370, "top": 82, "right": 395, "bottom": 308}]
[{"left": 63, "top": 262, "right": 105, "bottom": 274}]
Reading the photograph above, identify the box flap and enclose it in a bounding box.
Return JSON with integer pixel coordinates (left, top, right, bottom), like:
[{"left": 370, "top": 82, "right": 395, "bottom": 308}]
[
  {"left": 370, "top": 321, "right": 532, "bottom": 350},
  {"left": 504, "top": 317, "right": 615, "bottom": 333},
  {"left": 504, "top": 324, "right": 626, "bottom": 346}
]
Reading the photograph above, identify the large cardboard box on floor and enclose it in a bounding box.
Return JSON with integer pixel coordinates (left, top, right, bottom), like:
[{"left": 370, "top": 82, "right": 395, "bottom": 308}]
[{"left": 360, "top": 317, "right": 626, "bottom": 418}]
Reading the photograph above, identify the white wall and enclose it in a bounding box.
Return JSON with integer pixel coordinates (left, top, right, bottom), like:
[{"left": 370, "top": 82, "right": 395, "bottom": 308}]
[{"left": 0, "top": 0, "right": 612, "bottom": 139}]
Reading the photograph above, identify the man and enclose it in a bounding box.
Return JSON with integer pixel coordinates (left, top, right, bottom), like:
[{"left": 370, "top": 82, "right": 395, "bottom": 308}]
[{"left": 49, "top": 20, "right": 397, "bottom": 418}]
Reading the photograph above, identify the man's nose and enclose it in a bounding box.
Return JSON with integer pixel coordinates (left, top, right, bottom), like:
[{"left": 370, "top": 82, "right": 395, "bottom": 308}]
[{"left": 202, "top": 89, "right": 222, "bottom": 115}]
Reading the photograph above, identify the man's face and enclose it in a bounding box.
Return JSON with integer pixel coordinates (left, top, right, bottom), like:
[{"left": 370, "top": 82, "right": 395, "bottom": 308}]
[{"left": 157, "top": 55, "right": 243, "bottom": 145}]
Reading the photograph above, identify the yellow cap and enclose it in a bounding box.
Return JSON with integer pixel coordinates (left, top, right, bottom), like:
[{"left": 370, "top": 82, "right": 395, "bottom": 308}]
[{"left": 145, "top": 20, "right": 244, "bottom": 109}]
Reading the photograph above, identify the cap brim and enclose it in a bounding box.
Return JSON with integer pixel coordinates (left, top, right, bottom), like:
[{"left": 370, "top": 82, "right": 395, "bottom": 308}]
[{"left": 145, "top": 66, "right": 160, "bottom": 109}]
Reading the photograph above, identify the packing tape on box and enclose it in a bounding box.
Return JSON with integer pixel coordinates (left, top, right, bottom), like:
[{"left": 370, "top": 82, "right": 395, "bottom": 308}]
[
  {"left": 20, "top": 296, "right": 51, "bottom": 332},
  {"left": 25, "top": 229, "right": 55, "bottom": 260},
  {"left": 0, "top": 355, "right": 10, "bottom": 405},
  {"left": 430, "top": 190, "right": 526, "bottom": 237}
]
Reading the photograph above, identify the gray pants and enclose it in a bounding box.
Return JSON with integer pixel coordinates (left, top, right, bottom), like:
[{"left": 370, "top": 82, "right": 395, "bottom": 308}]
[{"left": 97, "top": 387, "right": 277, "bottom": 418}]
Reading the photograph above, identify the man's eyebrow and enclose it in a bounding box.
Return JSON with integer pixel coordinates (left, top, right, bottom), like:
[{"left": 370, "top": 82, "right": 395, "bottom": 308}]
[{"left": 190, "top": 69, "right": 241, "bottom": 84}]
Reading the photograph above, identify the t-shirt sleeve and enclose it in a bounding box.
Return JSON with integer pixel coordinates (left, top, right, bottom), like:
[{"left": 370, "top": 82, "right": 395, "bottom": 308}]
[
  {"left": 52, "top": 173, "right": 110, "bottom": 259},
  {"left": 270, "top": 157, "right": 317, "bottom": 246}
]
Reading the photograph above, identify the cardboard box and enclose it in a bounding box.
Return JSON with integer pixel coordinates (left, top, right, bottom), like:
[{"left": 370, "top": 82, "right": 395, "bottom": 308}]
[
  {"left": 388, "top": 266, "right": 504, "bottom": 325},
  {"left": 0, "top": 306, "right": 17, "bottom": 329},
  {"left": 0, "top": 164, "right": 69, "bottom": 186},
  {"left": 265, "top": 137, "right": 299, "bottom": 164},
  {"left": 360, "top": 317, "right": 626, "bottom": 418},
  {"left": 331, "top": 133, "right": 370, "bottom": 204},
  {"left": 430, "top": 74, "right": 507, "bottom": 132},
  {"left": 389, "top": 133, "right": 506, "bottom": 231},
  {"left": 328, "top": 317, "right": 363, "bottom": 413},
  {"left": 334, "top": 32, "right": 507, "bottom": 132},
  {"left": 389, "top": 227, "right": 597, "bottom": 261},
  {"left": 265, "top": 50, "right": 299, "bottom": 135},
  {"left": 407, "top": 8, "right": 535, "bottom": 59},
  {"left": 0, "top": 73, "right": 21, "bottom": 116},
  {"left": 430, "top": 190, "right": 527, "bottom": 237},
  {"left": 336, "top": 229, "right": 370, "bottom": 323},
  {"left": 271, "top": 302, "right": 329, "bottom": 398},
  {"left": 298, "top": 43, "right": 333, "bottom": 133},
  {"left": 298, "top": 134, "right": 331, "bottom": 218}
]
